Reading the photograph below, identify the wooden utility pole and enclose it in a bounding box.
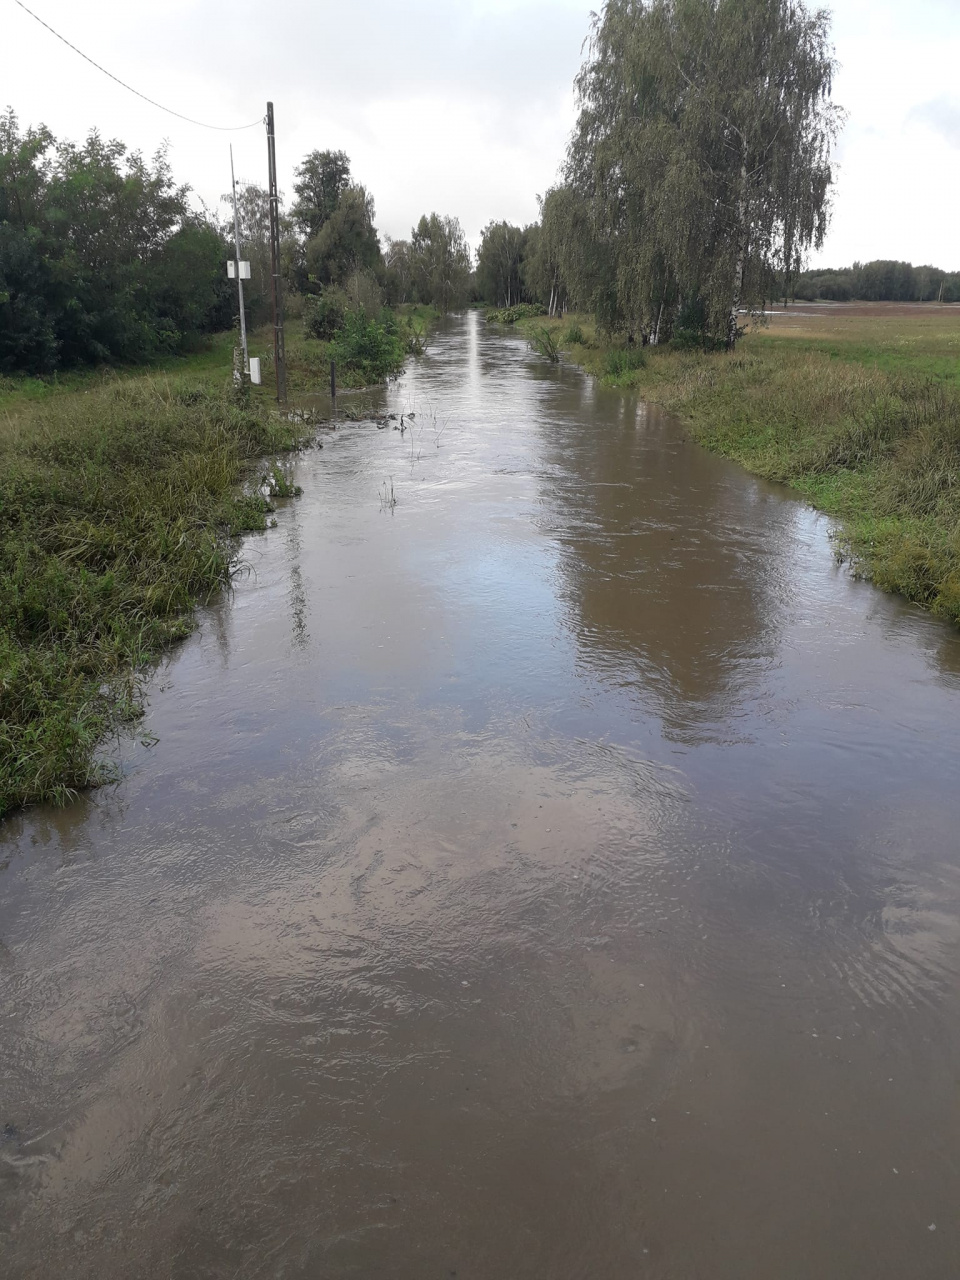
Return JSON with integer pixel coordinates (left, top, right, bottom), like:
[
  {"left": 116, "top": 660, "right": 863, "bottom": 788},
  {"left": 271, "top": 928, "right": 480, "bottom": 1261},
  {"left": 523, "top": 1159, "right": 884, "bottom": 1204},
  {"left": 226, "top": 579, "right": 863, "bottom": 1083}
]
[{"left": 266, "top": 102, "right": 287, "bottom": 403}]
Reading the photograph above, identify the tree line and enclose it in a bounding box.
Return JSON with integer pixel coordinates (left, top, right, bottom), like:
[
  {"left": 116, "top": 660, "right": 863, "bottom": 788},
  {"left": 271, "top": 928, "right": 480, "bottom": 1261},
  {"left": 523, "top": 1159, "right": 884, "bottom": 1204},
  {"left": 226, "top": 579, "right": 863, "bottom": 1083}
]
[
  {"left": 793, "top": 261, "right": 960, "bottom": 304},
  {"left": 5, "top": 1, "right": 951, "bottom": 375},
  {"left": 0, "top": 111, "right": 475, "bottom": 376}
]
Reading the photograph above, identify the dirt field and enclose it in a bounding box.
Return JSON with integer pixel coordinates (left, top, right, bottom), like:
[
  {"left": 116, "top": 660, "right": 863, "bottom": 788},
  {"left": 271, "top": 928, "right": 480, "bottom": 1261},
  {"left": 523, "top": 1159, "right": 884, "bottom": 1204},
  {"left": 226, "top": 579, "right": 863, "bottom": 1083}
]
[{"left": 765, "top": 301, "right": 960, "bottom": 322}]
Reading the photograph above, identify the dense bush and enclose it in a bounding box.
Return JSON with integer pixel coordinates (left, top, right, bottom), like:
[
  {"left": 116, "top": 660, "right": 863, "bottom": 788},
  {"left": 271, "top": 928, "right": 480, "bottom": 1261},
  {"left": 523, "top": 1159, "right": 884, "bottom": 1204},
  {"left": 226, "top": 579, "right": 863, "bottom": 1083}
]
[
  {"left": 486, "top": 303, "right": 547, "bottom": 324},
  {"left": 0, "top": 110, "right": 233, "bottom": 374},
  {"left": 605, "top": 347, "right": 647, "bottom": 376},
  {"left": 304, "top": 288, "right": 349, "bottom": 340},
  {"left": 329, "top": 309, "right": 406, "bottom": 384}
]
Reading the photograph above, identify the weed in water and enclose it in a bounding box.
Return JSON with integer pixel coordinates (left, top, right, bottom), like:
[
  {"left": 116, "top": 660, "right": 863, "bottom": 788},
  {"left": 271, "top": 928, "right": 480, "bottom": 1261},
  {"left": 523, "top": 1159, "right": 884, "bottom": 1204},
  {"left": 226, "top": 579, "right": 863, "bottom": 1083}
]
[
  {"left": 262, "top": 463, "right": 303, "bottom": 499},
  {"left": 530, "top": 328, "right": 561, "bottom": 363}
]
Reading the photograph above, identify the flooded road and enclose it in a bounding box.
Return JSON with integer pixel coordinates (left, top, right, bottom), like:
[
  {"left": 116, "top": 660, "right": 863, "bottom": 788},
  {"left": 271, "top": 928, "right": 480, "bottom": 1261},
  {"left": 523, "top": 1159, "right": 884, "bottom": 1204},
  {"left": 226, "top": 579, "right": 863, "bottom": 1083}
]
[{"left": 3, "top": 312, "right": 960, "bottom": 1278}]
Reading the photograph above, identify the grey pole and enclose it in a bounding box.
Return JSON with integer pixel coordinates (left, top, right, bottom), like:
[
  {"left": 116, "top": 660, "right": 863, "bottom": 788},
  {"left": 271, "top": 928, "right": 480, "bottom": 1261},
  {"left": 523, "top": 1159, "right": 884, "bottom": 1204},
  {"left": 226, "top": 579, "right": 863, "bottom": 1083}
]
[
  {"left": 230, "top": 145, "right": 249, "bottom": 374},
  {"left": 266, "top": 102, "right": 287, "bottom": 403}
]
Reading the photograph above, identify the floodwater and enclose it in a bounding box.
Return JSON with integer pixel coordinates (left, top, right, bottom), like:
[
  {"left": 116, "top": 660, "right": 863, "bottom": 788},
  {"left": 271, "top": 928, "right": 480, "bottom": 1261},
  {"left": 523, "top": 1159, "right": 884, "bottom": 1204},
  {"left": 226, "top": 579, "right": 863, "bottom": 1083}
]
[{"left": 3, "top": 313, "right": 960, "bottom": 1279}]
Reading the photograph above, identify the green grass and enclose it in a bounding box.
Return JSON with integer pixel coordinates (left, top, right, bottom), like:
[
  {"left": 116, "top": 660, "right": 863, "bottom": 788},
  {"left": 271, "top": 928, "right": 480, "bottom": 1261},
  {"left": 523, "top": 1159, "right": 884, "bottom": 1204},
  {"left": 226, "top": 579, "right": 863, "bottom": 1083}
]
[
  {"left": 0, "top": 377, "right": 307, "bottom": 817},
  {"left": 0, "top": 330, "right": 241, "bottom": 412},
  {"left": 0, "top": 304, "right": 440, "bottom": 414},
  {"left": 526, "top": 307, "right": 960, "bottom": 626}
]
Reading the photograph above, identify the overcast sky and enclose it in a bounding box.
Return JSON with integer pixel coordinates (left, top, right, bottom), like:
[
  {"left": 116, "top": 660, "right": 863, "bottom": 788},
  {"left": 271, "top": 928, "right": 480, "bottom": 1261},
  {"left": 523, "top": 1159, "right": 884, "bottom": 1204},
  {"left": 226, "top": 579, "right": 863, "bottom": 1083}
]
[{"left": 6, "top": 0, "right": 960, "bottom": 268}]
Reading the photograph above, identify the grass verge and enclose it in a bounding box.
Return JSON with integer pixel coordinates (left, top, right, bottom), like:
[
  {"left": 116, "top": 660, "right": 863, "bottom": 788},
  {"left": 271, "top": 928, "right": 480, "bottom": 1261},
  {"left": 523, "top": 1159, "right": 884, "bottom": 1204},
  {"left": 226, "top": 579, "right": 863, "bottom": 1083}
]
[
  {"left": 526, "top": 309, "right": 960, "bottom": 626},
  {"left": 1, "top": 378, "right": 306, "bottom": 817},
  {"left": 0, "top": 305, "right": 440, "bottom": 415}
]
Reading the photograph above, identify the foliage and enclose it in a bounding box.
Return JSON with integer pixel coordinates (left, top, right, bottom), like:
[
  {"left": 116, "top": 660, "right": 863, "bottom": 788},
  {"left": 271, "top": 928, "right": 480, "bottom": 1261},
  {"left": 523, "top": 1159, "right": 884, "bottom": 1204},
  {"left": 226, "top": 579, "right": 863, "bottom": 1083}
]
[
  {"left": 292, "top": 149, "right": 351, "bottom": 240},
  {"left": 793, "top": 259, "right": 960, "bottom": 304},
  {"left": 529, "top": 327, "right": 560, "bottom": 362},
  {"left": 476, "top": 221, "right": 528, "bottom": 309},
  {"left": 329, "top": 309, "right": 406, "bottom": 385},
  {"left": 384, "top": 237, "right": 416, "bottom": 305},
  {"left": 410, "top": 213, "right": 473, "bottom": 313},
  {"left": 344, "top": 267, "right": 384, "bottom": 319},
  {"left": 563, "top": 323, "right": 586, "bottom": 345},
  {"left": 0, "top": 380, "right": 303, "bottom": 815},
  {"left": 486, "top": 303, "right": 547, "bottom": 324},
  {"left": 304, "top": 287, "right": 349, "bottom": 339},
  {"left": 565, "top": 0, "right": 841, "bottom": 347},
  {"left": 305, "top": 185, "right": 382, "bottom": 288},
  {"left": 605, "top": 346, "right": 647, "bottom": 377},
  {"left": 0, "top": 109, "right": 233, "bottom": 374}
]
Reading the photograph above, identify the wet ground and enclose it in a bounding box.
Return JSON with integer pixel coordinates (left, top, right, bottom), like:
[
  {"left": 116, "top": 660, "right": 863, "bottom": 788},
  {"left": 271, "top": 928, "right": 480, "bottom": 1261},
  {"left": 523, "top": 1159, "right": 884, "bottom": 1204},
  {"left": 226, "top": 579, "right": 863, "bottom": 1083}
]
[{"left": 3, "top": 312, "right": 960, "bottom": 1278}]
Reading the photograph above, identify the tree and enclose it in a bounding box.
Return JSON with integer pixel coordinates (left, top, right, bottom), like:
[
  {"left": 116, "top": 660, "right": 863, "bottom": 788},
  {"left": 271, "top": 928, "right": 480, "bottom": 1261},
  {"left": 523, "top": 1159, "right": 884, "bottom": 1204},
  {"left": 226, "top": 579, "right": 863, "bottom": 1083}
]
[
  {"left": 410, "top": 214, "right": 472, "bottom": 313},
  {"left": 151, "top": 217, "right": 234, "bottom": 339},
  {"left": 383, "top": 237, "right": 415, "bottom": 304},
  {"left": 305, "top": 184, "right": 382, "bottom": 287},
  {"left": 476, "top": 221, "right": 526, "bottom": 307},
  {"left": 292, "top": 149, "right": 351, "bottom": 239},
  {"left": 1, "top": 110, "right": 233, "bottom": 373},
  {"left": 569, "top": 0, "right": 841, "bottom": 346}
]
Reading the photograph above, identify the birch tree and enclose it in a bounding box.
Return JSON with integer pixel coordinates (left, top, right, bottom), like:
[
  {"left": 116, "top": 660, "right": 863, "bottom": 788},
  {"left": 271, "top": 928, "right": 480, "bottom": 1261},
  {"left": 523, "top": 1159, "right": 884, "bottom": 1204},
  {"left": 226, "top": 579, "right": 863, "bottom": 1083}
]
[
  {"left": 568, "top": 0, "right": 841, "bottom": 346},
  {"left": 410, "top": 214, "right": 473, "bottom": 313}
]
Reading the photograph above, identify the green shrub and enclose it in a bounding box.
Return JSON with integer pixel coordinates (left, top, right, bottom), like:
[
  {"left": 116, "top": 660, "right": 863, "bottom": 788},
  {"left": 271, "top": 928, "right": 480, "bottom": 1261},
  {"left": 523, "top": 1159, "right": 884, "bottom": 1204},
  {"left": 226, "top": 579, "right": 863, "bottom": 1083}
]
[
  {"left": 305, "top": 288, "right": 349, "bottom": 340},
  {"left": 330, "top": 310, "right": 406, "bottom": 384},
  {"left": 344, "top": 269, "right": 384, "bottom": 320},
  {"left": 486, "top": 303, "right": 548, "bottom": 324},
  {"left": 564, "top": 323, "right": 586, "bottom": 345}
]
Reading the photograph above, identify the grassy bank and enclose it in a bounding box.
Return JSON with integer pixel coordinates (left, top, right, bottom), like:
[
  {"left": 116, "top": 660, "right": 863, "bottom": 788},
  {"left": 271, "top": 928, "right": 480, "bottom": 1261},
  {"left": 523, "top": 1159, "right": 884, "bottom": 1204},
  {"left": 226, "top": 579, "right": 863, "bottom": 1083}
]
[
  {"left": 0, "top": 304, "right": 439, "bottom": 414},
  {"left": 281, "top": 304, "right": 437, "bottom": 393},
  {"left": 526, "top": 307, "right": 960, "bottom": 626},
  {"left": 0, "top": 379, "right": 306, "bottom": 817}
]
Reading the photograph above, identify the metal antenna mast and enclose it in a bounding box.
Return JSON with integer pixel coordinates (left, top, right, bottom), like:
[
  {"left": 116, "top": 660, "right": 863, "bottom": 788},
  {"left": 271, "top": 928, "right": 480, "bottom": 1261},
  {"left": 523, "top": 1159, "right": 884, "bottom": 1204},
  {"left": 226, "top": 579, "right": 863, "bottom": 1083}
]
[
  {"left": 229, "top": 145, "right": 249, "bottom": 374},
  {"left": 266, "top": 102, "right": 287, "bottom": 403}
]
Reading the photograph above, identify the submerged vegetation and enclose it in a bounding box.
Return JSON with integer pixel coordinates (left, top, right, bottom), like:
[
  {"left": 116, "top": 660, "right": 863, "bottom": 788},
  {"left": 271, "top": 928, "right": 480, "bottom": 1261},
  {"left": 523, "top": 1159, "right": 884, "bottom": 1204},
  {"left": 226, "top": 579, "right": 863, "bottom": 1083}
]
[{"left": 0, "top": 381, "right": 304, "bottom": 817}]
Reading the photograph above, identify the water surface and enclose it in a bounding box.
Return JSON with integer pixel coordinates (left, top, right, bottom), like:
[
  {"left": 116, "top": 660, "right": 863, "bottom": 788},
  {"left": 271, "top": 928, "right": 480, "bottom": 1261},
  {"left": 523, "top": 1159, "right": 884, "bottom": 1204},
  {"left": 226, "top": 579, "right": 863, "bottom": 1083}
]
[{"left": 3, "top": 313, "right": 960, "bottom": 1278}]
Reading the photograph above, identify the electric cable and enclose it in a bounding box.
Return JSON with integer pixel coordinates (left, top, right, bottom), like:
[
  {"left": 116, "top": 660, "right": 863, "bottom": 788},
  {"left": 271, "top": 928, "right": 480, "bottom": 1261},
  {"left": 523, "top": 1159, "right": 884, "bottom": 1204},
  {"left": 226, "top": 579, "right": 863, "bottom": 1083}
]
[{"left": 12, "top": 0, "right": 264, "bottom": 132}]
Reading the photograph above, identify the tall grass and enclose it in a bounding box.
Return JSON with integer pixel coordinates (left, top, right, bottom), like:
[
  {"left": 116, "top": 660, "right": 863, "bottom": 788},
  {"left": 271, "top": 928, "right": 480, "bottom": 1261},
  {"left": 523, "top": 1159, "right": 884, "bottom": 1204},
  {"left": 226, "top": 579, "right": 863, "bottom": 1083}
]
[{"left": 0, "top": 379, "right": 304, "bottom": 816}]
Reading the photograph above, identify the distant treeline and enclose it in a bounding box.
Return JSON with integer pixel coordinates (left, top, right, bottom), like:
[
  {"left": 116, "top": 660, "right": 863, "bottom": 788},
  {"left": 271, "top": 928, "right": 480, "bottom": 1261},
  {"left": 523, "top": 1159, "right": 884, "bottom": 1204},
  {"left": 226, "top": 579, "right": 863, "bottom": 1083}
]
[{"left": 793, "top": 261, "right": 960, "bottom": 304}]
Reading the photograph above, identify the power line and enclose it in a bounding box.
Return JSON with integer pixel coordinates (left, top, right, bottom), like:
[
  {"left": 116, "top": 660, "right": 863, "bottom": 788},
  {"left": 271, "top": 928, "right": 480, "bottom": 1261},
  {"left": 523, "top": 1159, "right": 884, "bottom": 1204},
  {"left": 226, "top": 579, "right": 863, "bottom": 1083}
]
[{"left": 12, "top": 0, "right": 264, "bottom": 132}]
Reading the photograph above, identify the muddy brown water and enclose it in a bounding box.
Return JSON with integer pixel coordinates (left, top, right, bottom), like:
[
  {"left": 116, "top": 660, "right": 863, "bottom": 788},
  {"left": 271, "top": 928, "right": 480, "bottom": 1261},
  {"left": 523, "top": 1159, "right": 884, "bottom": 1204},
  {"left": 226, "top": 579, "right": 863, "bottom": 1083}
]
[{"left": 3, "top": 313, "right": 960, "bottom": 1279}]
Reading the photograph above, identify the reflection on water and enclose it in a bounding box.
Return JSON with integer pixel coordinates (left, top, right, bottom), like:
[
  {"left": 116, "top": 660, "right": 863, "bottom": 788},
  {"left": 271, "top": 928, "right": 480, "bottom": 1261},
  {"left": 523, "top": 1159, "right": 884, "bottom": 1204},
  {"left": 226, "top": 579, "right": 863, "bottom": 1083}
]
[{"left": 3, "top": 314, "right": 960, "bottom": 1279}]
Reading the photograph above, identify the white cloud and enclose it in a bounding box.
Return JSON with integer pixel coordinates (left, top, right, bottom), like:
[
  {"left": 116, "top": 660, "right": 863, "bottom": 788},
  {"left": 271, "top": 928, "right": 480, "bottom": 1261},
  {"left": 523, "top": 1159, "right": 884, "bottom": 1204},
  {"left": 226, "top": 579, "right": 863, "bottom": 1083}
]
[{"left": 910, "top": 99, "right": 960, "bottom": 151}]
